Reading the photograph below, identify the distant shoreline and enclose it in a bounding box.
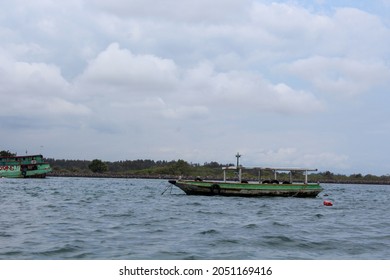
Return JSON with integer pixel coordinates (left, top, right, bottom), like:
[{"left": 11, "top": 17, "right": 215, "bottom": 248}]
[{"left": 47, "top": 173, "right": 390, "bottom": 185}]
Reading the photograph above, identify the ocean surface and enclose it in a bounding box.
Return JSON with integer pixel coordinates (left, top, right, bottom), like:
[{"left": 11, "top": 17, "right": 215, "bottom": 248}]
[{"left": 0, "top": 177, "right": 389, "bottom": 260}]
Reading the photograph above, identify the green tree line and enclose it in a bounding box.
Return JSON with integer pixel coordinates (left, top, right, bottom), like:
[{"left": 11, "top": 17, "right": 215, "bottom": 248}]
[
  {"left": 46, "top": 158, "right": 230, "bottom": 178},
  {"left": 45, "top": 157, "right": 390, "bottom": 184},
  {"left": 3, "top": 150, "right": 390, "bottom": 183}
]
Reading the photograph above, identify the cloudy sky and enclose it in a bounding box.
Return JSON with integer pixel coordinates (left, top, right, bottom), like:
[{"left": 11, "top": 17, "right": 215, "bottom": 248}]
[{"left": 1, "top": 0, "right": 390, "bottom": 175}]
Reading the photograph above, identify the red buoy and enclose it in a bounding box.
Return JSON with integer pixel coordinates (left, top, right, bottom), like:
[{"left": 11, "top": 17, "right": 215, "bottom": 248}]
[{"left": 323, "top": 200, "right": 333, "bottom": 206}]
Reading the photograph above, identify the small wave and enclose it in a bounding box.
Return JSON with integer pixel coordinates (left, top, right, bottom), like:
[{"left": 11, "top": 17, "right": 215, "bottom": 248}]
[
  {"left": 142, "top": 228, "right": 165, "bottom": 235},
  {"left": 71, "top": 252, "right": 91, "bottom": 259},
  {"left": 0, "top": 232, "right": 12, "bottom": 238},
  {"left": 219, "top": 239, "right": 240, "bottom": 244},
  {"left": 195, "top": 210, "right": 224, "bottom": 215},
  {"left": 189, "top": 202, "right": 202, "bottom": 206},
  {"left": 37, "top": 244, "right": 82, "bottom": 257},
  {"left": 243, "top": 223, "right": 258, "bottom": 229},
  {"left": 199, "top": 229, "right": 219, "bottom": 235},
  {"left": 2, "top": 250, "right": 24, "bottom": 257},
  {"left": 263, "top": 235, "right": 295, "bottom": 245},
  {"left": 154, "top": 250, "right": 198, "bottom": 260},
  {"left": 272, "top": 221, "right": 291, "bottom": 227},
  {"left": 103, "top": 212, "right": 134, "bottom": 218},
  {"left": 23, "top": 188, "right": 43, "bottom": 198}
]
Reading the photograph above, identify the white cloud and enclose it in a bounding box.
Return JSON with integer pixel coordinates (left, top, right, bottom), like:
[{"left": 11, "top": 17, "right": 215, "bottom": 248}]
[
  {"left": 161, "top": 105, "right": 209, "bottom": 119},
  {"left": 283, "top": 56, "right": 390, "bottom": 96},
  {"left": 175, "top": 61, "right": 324, "bottom": 115},
  {"left": 330, "top": 8, "right": 390, "bottom": 58},
  {"left": 74, "top": 44, "right": 324, "bottom": 125},
  {"left": 0, "top": 55, "right": 89, "bottom": 118},
  {"left": 79, "top": 43, "right": 179, "bottom": 92}
]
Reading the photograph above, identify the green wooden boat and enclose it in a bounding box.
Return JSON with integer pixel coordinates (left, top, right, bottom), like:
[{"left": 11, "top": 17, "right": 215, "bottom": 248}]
[
  {"left": 168, "top": 153, "right": 322, "bottom": 198},
  {"left": 0, "top": 154, "right": 52, "bottom": 178}
]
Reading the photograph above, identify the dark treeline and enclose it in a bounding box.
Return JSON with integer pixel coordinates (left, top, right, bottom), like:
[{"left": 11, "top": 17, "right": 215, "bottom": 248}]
[
  {"left": 46, "top": 158, "right": 168, "bottom": 172},
  {"left": 47, "top": 158, "right": 229, "bottom": 177},
  {"left": 45, "top": 158, "right": 390, "bottom": 184},
  {"left": 3, "top": 149, "right": 390, "bottom": 183}
]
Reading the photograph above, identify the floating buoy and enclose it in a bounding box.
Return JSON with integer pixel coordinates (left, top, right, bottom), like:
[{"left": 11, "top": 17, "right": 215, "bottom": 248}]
[{"left": 323, "top": 200, "right": 333, "bottom": 206}]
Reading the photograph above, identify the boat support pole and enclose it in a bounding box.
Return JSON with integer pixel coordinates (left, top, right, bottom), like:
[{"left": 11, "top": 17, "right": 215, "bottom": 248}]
[{"left": 304, "top": 170, "right": 308, "bottom": 184}]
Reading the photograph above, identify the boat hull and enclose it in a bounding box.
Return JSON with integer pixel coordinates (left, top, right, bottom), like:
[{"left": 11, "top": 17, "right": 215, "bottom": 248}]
[
  {"left": 0, "top": 163, "right": 51, "bottom": 178},
  {"left": 168, "top": 180, "right": 322, "bottom": 198}
]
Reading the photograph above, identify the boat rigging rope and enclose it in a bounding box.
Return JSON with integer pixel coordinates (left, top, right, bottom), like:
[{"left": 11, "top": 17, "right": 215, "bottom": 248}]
[{"left": 161, "top": 183, "right": 173, "bottom": 195}]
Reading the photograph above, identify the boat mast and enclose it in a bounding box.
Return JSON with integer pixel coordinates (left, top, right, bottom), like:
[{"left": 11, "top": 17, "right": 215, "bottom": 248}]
[
  {"left": 236, "top": 152, "right": 242, "bottom": 182},
  {"left": 236, "top": 152, "right": 241, "bottom": 168}
]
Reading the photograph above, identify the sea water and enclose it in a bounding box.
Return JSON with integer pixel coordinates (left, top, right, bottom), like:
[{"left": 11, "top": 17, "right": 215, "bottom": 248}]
[{"left": 0, "top": 177, "right": 389, "bottom": 259}]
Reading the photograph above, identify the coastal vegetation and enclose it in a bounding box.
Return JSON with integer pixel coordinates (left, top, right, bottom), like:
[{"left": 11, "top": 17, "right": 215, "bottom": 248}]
[
  {"left": 46, "top": 157, "right": 390, "bottom": 185},
  {"left": 2, "top": 150, "right": 389, "bottom": 184},
  {"left": 0, "top": 150, "right": 16, "bottom": 157}
]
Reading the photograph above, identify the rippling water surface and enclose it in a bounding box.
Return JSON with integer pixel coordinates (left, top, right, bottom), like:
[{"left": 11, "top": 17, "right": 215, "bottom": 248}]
[{"left": 0, "top": 177, "right": 389, "bottom": 259}]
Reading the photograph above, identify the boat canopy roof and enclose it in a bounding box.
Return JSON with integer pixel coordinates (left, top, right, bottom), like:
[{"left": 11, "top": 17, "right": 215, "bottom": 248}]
[
  {"left": 222, "top": 166, "right": 318, "bottom": 172},
  {"left": 223, "top": 153, "right": 318, "bottom": 173},
  {"left": 0, "top": 154, "right": 43, "bottom": 160}
]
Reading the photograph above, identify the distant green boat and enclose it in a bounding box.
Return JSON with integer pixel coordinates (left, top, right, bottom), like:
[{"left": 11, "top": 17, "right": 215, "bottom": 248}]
[
  {"left": 0, "top": 154, "right": 52, "bottom": 178},
  {"left": 168, "top": 153, "right": 322, "bottom": 198}
]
